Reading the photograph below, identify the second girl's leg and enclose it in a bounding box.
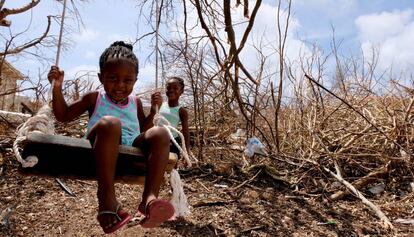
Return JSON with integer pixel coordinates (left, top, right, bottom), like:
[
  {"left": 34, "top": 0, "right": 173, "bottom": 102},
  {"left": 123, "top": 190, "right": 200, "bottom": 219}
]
[
  {"left": 87, "top": 116, "right": 123, "bottom": 229},
  {"left": 133, "top": 126, "right": 170, "bottom": 213}
]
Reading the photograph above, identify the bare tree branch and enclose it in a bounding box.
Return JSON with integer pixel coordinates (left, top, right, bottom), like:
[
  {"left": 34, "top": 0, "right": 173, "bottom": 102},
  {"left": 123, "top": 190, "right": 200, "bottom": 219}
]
[
  {"left": 0, "top": 0, "right": 40, "bottom": 27},
  {"left": 0, "top": 15, "right": 52, "bottom": 56}
]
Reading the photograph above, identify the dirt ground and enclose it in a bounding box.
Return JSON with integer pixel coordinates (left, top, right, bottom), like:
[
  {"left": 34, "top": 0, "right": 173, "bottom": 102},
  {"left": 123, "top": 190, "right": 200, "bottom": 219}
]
[{"left": 1, "top": 130, "right": 414, "bottom": 236}]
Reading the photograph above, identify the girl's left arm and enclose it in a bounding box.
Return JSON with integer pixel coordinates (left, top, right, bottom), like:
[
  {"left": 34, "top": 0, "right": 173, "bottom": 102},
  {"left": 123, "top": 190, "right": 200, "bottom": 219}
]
[{"left": 179, "top": 107, "right": 190, "bottom": 152}]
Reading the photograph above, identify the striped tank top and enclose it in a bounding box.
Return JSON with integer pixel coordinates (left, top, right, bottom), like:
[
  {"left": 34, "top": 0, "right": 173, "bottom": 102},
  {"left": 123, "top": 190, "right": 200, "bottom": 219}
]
[{"left": 86, "top": 91, "right": 140, "bottom": 146}]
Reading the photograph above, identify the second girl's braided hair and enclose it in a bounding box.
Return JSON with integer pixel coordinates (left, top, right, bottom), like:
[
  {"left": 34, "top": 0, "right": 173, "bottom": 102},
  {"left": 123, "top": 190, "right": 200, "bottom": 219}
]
[
  {"left": 168, "top": 76, "right": 185, "bottom": 90},
  {"left": 99, "top": 41, "right": 139, "bottom": 73}
]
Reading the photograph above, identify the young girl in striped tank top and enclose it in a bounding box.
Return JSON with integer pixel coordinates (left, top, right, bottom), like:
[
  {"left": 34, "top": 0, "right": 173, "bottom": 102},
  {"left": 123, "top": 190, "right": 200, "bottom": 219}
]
[{"left": 48, "top": 41, "right": 174, "bottom": 233}]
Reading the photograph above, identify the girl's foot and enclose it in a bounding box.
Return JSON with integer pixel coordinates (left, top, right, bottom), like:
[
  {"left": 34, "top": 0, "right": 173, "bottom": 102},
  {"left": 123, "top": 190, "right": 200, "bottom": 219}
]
[
  {"left": 138, "top": 199, "right": 175, "bottom": 228},
  {"left": 97, "top": 203, "right": 132, "bottom": 234}
]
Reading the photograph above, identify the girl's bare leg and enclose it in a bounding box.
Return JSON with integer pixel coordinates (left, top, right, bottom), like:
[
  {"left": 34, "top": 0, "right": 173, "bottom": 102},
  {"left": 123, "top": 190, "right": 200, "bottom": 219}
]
[
  {"left": 87, "top": 116, "right": 122, "bottom": 228},
  {"left": 133, "top": 126, "right": 170, "bottom": 213}
]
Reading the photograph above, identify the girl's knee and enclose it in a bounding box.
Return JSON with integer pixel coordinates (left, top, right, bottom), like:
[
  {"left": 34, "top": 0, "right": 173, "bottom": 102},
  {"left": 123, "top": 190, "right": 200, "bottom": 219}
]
[
  {"left": 97, "top": 116, "right": 121, "bottom": 133},
  {"left": 148, "top": 126, "right": 170, "bottom": 144}
]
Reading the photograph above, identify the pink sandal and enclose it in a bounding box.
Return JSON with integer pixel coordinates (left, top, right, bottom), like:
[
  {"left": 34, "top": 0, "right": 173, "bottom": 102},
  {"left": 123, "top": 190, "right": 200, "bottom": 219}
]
[
  {"left": 139, "top": 199, "right": 175, "bottom": 228},
  {"left": 97, "top": 204, "right": 132, "bottom": 234}
]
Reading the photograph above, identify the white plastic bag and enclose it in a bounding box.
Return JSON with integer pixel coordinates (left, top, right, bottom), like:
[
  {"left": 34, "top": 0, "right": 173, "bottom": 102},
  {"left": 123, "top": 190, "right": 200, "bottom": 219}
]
[{"left": 244, "top": 137, "right": 267, "bottom": 158}]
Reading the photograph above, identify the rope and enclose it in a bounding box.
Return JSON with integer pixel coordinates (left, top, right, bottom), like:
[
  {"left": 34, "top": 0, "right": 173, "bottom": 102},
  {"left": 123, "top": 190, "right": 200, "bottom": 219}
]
[
  {"left": 155, "top": 0, "right": 160, "bottom": 88},
  {"left": 152, "top": 0, "right": 192, "bottom": 165},
  {"left": 13, "top": 105, "right": 55, "bottom": 167},
  {"left": 169, "top": 169, "right": 190, "bottom": 216},
  {"left": 153, "top": 108, "right": 192, "bottom": 167},
  {"left": 153, "top": 108, "right": 192, "bottom": 217},
  {"left": 152, "top": 0, "right": 192, "bottom": 217},
  {"left": 13, "top": 0, "right": 67, "bottom": 167},
  {"left": 55, "top": 0, "right": 67, "bottom": 67}
]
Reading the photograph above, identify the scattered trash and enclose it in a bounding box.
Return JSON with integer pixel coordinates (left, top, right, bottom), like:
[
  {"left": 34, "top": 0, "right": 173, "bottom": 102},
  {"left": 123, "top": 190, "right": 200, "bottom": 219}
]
[
  {"left": 368, "top": 183, "right": 385, "bottom": 195},
  {"left": 0, "top": 207, "right": 12, "bottom": 228},
  {"left": 214, "top": 184, "right": 229, "bottom": 188},
  {"left": 56, "top": 178, "right": 76, "bottom": 197},
  {"left": 410, "top": 182, "right": 414, "bottom": 192},
  {"left": 395, "top": 218, "right": 414, "bottom": 225},
  {"left": 317, "top": 220, "right": 337, "bottom": 225},
  {"left": 244, "top": 137, "right": 267, "bottom": 158}
]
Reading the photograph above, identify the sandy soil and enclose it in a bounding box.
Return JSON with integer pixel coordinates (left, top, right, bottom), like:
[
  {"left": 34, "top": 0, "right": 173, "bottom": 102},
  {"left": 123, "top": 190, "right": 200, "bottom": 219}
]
[{"left": 0, "top": 124, "right": 413, "bottom": 236}]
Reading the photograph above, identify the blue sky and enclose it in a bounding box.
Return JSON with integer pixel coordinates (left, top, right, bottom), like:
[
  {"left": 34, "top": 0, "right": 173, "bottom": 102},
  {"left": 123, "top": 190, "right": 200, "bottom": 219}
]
[{"left": 3, "top": 0, "right": 414, "bottom": 97}]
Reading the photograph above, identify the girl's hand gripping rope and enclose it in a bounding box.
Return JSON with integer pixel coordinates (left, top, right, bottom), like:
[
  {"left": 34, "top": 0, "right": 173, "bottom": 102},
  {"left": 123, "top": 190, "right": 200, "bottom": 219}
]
[
  {"left": 47, "top": 66, "right": 64, "bottom": 88},
  {"left": 150, "top": 91, "right": 163, "bottom": 114}
]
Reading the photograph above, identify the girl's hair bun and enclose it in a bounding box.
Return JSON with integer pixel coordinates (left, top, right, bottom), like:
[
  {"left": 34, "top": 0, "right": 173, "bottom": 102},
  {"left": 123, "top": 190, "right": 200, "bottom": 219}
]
[
  {"left": 111, "top": 41, "right": 133, "bottom": 51},
  {"left": 99, "top": 41, "right": 138, "bottom": 72}
]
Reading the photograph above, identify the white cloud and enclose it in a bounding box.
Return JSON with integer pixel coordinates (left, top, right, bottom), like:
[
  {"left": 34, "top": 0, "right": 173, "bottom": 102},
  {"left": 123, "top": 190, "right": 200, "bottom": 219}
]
[
  {"left": 356, "top": 9, "right": 414, "bottom": 73},
  {"left": 355, "top": 9, "right": 413, "bottom": 42},
  {"left": 73, "top": 29, "right": 100, "bottom": 42}
]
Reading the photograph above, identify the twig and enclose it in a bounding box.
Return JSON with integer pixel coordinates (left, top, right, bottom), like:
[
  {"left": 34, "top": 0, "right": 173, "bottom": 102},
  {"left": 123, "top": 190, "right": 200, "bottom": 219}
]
[
  {"left": 284, "top": 195, "right": 308, "bottom": 200},
  {"left": 195, "top": 179, "right": 210, "bottom": 191},
  {"left": 324, "top": 164, "right": 393, "bottom": 230},
  {"left": 226, "top": 178, "right": 263, "bottom": 191},
  {"left": 192, "top": 200, "right": 235, "bottom": 208},
  {"left": 262, "top": 153, "right": 303, "bottom": 166},
  {"left": 240, "top": 225, "right": 265, "bottom": 234},
  {"left": 76, "top": 180, "right": 94, "bottom": 186},
  {"left": 0, "top": 113, "right": 16, "bottom": 129},
  {"left": 232, "top": 169, "right": 261, "bottom": 190},
  {"left": 55, "top": 178, "right": 76, "bottom": 197}
]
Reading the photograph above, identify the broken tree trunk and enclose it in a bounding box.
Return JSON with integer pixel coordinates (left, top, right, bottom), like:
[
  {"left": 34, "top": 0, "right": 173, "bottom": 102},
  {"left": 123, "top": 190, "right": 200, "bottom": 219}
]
[
  {"left": 324, "top": 162, "right": 393, "bottom": 230},
  {"left": 330, "top": 161, "right": 391, "bottom": 201}
]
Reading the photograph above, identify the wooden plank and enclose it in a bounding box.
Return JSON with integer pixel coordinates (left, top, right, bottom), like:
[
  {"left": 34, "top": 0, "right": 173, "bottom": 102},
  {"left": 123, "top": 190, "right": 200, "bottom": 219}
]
[
  {"left": 20, "top": 132, "right": 177, "bottom": 184},
  {"left": 25, "top": 132, "right": 144, "bottom": 156}
]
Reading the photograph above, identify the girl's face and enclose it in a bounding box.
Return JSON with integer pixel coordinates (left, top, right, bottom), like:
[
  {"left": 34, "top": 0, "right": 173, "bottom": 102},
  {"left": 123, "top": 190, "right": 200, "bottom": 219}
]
[
  {"left": 98, "top": 59, "right": 137, "bottom": 102},
  {"left": 165, "top": 79, "right": 183, "bottom": 102}
]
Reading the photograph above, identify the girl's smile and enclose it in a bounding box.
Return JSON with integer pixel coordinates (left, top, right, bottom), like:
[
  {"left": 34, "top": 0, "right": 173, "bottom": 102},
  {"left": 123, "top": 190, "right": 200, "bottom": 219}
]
[
  {"left": 166, "top": 79, "right": 183, "bottom": 105},
  {"left": 99, "top": 59, "right": 137, "bottom": 103}
]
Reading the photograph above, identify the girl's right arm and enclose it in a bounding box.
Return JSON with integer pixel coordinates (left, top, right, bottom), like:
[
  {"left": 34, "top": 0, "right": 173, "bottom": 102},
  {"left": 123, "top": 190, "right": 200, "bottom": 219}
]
[{"left": 48, "top": 66, "right": 95, "bottom": 122}]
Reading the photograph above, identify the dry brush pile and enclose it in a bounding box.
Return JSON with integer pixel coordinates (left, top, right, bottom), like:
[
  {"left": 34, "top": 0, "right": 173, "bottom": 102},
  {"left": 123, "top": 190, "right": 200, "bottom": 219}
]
[{"left": 187, "top": 73, "right": 414, "bottom": 230}]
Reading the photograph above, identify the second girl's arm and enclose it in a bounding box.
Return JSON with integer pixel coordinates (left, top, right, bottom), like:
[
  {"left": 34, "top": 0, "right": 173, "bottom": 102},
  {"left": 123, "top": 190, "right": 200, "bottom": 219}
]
[{"left": 179, "top": 107, "right": 190, "bottom": 152}]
